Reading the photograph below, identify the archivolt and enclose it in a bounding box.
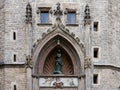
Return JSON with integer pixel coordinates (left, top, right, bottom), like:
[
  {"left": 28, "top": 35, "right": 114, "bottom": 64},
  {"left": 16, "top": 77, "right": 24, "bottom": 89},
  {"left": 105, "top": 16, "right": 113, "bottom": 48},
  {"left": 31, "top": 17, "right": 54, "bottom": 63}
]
[{"left": 32, "top": 29, "right": 84, "bottom": 76}]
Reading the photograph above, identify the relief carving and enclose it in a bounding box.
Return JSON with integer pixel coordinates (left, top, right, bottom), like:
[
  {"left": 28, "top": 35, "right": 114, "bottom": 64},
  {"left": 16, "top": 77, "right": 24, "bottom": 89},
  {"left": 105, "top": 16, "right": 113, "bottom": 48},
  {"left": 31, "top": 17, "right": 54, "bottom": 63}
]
[
  {"left": 84, "top": 56, "right": 91, "bottom": 69},
  {"left": 50, "top": 2, "right": 63, "bottom": 21},
  {"left": 53, "top": 79, "right": 63, "bottom": 89},
  {"left": 26, "top": 3, "right": 32, "bottom": 24},
  {"left": 25, "top": 55, "right": 33, "bottom": 69},
  {"left": 84, "top": 4, "right": 91, "bottom": 25}
]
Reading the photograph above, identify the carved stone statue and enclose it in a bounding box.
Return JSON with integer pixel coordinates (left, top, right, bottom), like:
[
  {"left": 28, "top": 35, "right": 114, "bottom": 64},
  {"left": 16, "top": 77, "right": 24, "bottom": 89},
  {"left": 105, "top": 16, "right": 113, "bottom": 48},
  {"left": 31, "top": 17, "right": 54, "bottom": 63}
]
[{"left": 53, "top": 49, "right": 62, "bottom": 74}]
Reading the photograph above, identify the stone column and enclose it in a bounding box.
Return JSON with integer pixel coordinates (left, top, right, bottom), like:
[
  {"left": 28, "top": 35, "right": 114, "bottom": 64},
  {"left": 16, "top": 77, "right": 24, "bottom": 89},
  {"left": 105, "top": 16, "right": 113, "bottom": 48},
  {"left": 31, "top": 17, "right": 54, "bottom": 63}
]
[
  {"left": 25, "top": 3, "right": 33, "bottom": 89},
  {"left": 25, "top": 23, "right": 33, "bottom": 90},
  {"left": 25, "top": 24, "right": 33, "bottom": 55},
  {"left": 84, "top": 56, "right": 92, "bottom": 90},
  {"left": 78, "top": 77, "right": 85, "bottom": 90},
  {"left": 27, "top": 68, "right": 32, "bottom": 90},
  {"left": 84, "top": 4, "right": 93, "bottom": 90},
  {"left": 84, "top": 25, "right": 92, "bottom": 90},
  {"left": 32, "top": 77, "right": 39, "bottom": 90}
]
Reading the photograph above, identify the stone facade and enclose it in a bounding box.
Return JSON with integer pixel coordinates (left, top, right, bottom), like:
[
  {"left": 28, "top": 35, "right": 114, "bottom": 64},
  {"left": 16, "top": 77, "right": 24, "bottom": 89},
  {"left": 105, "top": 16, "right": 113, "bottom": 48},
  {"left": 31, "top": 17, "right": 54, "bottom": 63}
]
[{"left": 0, "top": 0, "right": 120, "bottom": 90}]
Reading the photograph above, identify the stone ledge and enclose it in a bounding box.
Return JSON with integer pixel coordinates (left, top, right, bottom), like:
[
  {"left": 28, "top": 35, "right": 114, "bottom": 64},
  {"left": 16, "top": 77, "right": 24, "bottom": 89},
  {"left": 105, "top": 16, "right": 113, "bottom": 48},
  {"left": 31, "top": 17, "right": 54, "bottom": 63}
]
[
  {"left": 0, "top": 63, "right": 25, "bottom": 67},
  {"left": 66, "top": 24, "right": 79, "bottom": 26},
  {"left": 37, "top": 23, "right": 52, "bottom": 26},
  {"left": 32, "top": 75, "right": 79, "bottom": 78},
  {"left": 94, "top": 64, "right": 120, "bottom": 69}
]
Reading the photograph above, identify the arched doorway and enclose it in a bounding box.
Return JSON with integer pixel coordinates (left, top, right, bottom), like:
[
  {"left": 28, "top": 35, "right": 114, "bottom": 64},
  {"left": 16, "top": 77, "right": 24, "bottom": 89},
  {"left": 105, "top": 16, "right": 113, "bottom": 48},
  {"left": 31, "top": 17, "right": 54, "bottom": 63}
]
[{"left": 32, "top": 29, "right": 85, "bottom": 90}]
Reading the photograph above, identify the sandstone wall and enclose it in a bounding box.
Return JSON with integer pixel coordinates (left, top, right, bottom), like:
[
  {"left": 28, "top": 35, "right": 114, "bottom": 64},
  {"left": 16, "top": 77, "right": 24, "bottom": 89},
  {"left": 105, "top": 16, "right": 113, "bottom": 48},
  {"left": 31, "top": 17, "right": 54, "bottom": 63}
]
[
  {"left": 93, "top": 67, "right": 120, "bottom": 90},
  {"left": 4, "top": 67, "right": 26, "bottom": 90}
]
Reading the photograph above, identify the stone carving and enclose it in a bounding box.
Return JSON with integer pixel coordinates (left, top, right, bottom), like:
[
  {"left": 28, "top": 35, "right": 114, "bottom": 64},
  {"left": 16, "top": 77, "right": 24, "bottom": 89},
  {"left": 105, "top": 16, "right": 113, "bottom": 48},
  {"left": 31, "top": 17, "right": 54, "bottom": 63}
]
[
  {"left": 76, "top": 37, "right": 80, "bottom": 43},
  {"left": 25, "top": 55, "right": 33, "bottom": 69},
  {"left": 42, "top": 33, "right": 46, "bottom": 39},
  {"left": 84, "top": 56, "right": 91, "bottom": 69},
  {"left": 39, "top": 77, "right": 78, "bottom": 87},
  {"left": 71, "top": 32, "right": 75, "bottom": 37},
  {"left": 79, "top": 43, "right": 85, "bottom": 54},
  {"left": 53, "top": 49, "right": 63, "bottom": 74},
  {"left": 84, "top": 4, "right": 91, "bottom": 25},
  {"left": 50, "top": 2, "right": 63, "bottom": 21},
  {"left": 26, "top": 3, "right": 32, "bottom": 24},
  {"left": 53, "top": 82, "right": 63, "bottom": 88},
  {"left": 49, "top": 3, "right": 66, "bottom": 31},
  {"left": 53, "top": 78, "right": 63, "bottom": 88}
]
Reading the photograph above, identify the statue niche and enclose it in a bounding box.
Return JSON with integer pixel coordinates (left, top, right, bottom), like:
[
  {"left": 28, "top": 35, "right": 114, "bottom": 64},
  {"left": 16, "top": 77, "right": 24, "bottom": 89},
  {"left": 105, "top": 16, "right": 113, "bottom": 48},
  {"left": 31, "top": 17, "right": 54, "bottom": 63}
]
[{"left": 43, "top": 47, "right": 74, "bottom": 75}]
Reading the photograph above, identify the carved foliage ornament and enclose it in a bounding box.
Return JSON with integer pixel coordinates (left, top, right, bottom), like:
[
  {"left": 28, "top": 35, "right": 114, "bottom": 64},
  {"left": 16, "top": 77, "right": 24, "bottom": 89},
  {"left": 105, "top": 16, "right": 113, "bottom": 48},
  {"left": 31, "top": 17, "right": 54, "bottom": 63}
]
[
  {"left": 50, "top": 3, "right": 63, "bottom": 20},
  {"left": 25, "top": 55, "right": 33, "bottom": 69},
  {"left": 84, "top": 4, "right": 91, "bottom": 25},
  {"left": 84, "top": 56, "right": 91, "bottom": 69},
  {"left": 26, "top": 3, "right": 32, "bottom": 24}
]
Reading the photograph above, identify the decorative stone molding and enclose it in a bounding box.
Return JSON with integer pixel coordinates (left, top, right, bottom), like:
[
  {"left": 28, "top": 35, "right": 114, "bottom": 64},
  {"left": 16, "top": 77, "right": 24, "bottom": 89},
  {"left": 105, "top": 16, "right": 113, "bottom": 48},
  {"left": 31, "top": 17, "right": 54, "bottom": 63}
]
[
  {"left": 26, "top": 3, "right": 32, "bottom": 24},
  {"left": 31, "top": 3, "right": 85, "bottom": 59},
  {"left": 84, "top": 56, "right": 91, "bottom": 69},
  {"left": 78, "top": 72, "right": 86, "bottom": 79},
  {"left": 53, "top": 81, "right": 63, "bottom": 88},
  {"left": 50, "top": 3, "right": 63, "bottom": 21},
  {"left": 39, "top": 77, "right": 78, "bottom": 87},
  {"left": 32, "top": 28, "right": 84, "bottom": 54},
  {"left": 32, "top": 3, "right": 82, "bottom": 49},
  {"left": 71, "top": 32, "right": 75, "bottom": 37},
  {"left": 76, "top": 37, "right": 80, "bottom": 43},
  {"left": 32, "top": 28, "right": 84, "bottom": 53},
  {"left": 84, "top": 4, "right": 91, "bottom": 25},
  {"left": 37, "top": 7, "right": 51, "bottom": 14},
  {"left": 25, "top": 55, "right": 33, "bottom": 69}
]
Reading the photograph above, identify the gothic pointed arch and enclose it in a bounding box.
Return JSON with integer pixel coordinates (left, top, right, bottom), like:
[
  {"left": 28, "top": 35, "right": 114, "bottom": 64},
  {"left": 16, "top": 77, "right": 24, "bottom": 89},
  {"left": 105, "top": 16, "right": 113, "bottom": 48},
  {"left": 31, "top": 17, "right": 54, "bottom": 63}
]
[{"left": 32, "top": 25, "right": 85, "bottom": 76}]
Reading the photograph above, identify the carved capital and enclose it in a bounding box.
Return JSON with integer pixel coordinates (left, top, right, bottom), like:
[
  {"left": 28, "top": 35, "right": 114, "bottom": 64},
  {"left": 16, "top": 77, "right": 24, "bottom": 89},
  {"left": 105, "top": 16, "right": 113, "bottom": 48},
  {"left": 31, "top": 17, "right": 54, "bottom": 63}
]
[
  {"left": 25, "top": 55, "right": 33, "bottom": 69},
  {"left": 84, "top": 56, "right": 91, "bottom": 69}
]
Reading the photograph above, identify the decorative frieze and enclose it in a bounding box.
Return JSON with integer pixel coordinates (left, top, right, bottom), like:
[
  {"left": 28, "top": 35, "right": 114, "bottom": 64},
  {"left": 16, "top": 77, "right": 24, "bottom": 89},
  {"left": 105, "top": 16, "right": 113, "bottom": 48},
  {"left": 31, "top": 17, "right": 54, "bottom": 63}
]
[{"left": 39, "top": 77, "right": 78, "bottom": 87}]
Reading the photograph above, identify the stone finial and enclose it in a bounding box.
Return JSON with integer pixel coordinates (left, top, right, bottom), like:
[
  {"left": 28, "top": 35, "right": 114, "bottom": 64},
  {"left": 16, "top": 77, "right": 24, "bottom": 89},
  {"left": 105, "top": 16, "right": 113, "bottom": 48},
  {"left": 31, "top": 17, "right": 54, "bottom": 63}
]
[
  {"left": 84, "top": 4, "right": 91, "bottom": 25},
  {"left": 84, "top": 56, "right": 91, "bottom": 69},
  {"left": 50, "top": 3, "right": 63, "bottom": 22},
  {"left": 26, "top": 3, "right": 32, "bottom": 24},
  {"left": 25, "top": 55, "right": 33, "bottom": 69}
]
